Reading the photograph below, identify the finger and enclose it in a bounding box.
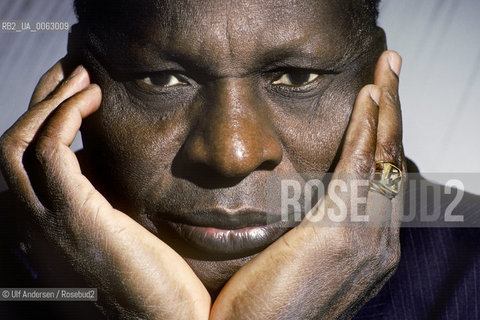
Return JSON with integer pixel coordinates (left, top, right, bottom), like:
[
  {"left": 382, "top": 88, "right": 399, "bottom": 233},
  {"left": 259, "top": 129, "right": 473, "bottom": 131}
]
[
  {"left": 334, "top": 84, "right": 381, "bottom": 176},
  {"left": 318, "top": 85, "right": 380, "bottom": 226},
  {"left": 30, "top": 85, "right": 212, "bottom": 317},
  {"left": 40, "top": 84, "right": 101, "bottom": 146},
  {"left": 371, "top": 51, "right": 404, "bottom": 229},
  {"left": 29, "top": 58, "right": 67, "bottom": 108},
  {"left": 0, "top": 67, "right": 90, "bottom": 209},
  {"left": 3, "top": 65, "right": 89, "bottom": 152},
  {"left": 33, "top": 84, "right": 102, "bottom": 212},
  {"left": 374, "top": 51, "right": 403, "bottom": 166}
]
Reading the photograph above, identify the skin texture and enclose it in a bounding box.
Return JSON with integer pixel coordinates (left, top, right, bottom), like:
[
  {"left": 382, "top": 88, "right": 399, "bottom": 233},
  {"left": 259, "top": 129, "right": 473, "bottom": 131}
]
[
  {"left": 76, "top": 0, "right": 388, "bottom": 292},
  {"left": 0, "top": 0, "right": 405, "bottom": 318},
  {"left": 0, "top": 66, "right": 211, "bottom": 319},
  {"left": 211, "top": 52, "right": 404, "bottom": 319}
]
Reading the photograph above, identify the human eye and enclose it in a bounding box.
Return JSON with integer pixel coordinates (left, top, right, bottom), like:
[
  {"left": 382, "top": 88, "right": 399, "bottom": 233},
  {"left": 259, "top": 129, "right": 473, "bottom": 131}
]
[
  {"left": 140, "top": 73, "right": 188, "bottom": 88},
  {"left": 266, "top": 68, "right": 335, "bottom": 98},
  {"left": 124, "top": 70, "right": 197, "bottom": 108},
  {"left": 271, "top": 71, "right": 319, "bottom": 87}
]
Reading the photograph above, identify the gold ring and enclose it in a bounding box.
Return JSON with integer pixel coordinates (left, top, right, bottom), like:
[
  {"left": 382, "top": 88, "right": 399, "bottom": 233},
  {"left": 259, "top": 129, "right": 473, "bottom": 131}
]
[{"left": 369, "top": 161, "right": 402, "bottom": 199}]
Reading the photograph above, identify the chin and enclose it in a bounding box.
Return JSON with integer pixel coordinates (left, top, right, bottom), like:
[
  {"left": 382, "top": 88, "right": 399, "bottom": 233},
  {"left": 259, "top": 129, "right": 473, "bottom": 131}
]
[
  {"left": 136, "top": 210, "right": 284, "bottom": 295},
  {"left": 184, "top": 254, "right": 258, "bottom": 297}
]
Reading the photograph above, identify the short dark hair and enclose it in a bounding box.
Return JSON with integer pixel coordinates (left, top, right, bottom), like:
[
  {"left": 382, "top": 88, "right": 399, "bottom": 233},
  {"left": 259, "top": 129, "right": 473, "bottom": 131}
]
[
  {"left": 363, "top": 0, "right": 381, "bottom": 27},
  {"left": 74, "top": 0, "right": 381, "bottom": 37}
]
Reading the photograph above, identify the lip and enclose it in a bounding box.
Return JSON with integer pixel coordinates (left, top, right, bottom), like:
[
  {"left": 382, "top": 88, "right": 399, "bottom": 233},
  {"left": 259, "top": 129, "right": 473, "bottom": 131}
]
[
  {"left": 167, "top": 221, "right": 289, "bottom": 255},
  {"left": 150, "top": 208, "right": 295, "bottom": 256}
]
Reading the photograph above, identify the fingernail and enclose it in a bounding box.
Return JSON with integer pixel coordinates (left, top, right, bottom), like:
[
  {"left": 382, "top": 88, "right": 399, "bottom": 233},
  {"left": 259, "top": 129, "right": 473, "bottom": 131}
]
[
  {"left": 388, "top": 52, "right": 402, "bottom": 76},
  {"left": 67, "top": 65, "right": 84, "bottom": 80},
  {"left": 370, "top": 86, "right": 381, "bottom": 106}
]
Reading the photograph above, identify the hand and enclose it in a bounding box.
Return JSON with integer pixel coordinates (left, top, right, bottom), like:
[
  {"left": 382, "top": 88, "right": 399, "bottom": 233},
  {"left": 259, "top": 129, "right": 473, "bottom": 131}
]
[
  {"left": 0, "top": 61, "right": 210, "bottom": 319},
  {"left": 210, "top": 51, "right": 405, "bottom": 319}
]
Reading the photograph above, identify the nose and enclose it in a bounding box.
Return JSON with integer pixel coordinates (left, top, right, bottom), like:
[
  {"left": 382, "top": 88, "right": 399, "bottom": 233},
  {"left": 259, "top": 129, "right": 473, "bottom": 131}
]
[{"left": 181, "top": 78, "right": 283, "bottom": 178}]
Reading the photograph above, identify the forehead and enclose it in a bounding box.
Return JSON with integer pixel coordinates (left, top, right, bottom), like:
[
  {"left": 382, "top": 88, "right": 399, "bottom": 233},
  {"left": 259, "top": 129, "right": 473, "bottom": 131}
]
[{"left": 90, "top": 0, "right": 360, "bottom": 74}]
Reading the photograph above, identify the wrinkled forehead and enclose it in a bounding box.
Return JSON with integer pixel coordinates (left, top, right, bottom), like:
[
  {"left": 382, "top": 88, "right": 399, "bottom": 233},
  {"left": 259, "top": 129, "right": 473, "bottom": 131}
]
[{"left": 82, "top": 0, "right": 364, "bottom": 74}]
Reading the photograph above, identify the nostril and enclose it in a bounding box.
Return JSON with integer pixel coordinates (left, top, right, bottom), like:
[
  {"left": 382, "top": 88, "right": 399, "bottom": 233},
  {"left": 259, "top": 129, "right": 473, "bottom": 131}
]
[
  {"left": 171, "top": 160, "right": 246, "bottom": 189},
  {"left": 256, "top": 159, "right": 279, "bottom": 172},
  {"left": 180, "top": 131, "right": 283, "bottom": 179}
]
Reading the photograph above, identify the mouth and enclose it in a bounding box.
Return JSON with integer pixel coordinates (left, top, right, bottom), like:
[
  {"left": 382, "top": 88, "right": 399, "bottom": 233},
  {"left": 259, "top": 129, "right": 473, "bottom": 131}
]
[{"left": 150, "top": 208, "right": 295, "bottom": 257}]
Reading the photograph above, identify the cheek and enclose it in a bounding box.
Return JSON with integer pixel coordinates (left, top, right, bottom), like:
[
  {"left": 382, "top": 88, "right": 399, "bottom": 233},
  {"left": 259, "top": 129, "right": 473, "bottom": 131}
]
[
  {"left": 270, "top": 72, "right": 363, "bottom": 173},
  {"left": 81, "top": 76, "right": 190, "bottom": 208}
]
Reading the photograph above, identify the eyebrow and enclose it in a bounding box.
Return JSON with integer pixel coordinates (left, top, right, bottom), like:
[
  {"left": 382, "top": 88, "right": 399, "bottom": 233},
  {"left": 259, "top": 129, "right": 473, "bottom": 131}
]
[{"left": 85, "top": 34, "right": 359, "bottom": 79}]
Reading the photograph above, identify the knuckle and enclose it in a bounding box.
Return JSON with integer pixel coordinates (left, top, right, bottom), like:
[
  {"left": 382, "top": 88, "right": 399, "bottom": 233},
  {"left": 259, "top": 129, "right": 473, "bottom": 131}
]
[
  {"left": 78, "top": 187, "right": 100, "bottom": 215},
  {"left": 44, "top": 91, "right": 62, "bottom": 104},
  {"left": 0, "top": 133, "right": 11, "bottom": 156},
  {"left": 377, "top": 141, "right": 400, "bottom": 161},
  {"left": 0, "top": 132, "right": 22, "bottom": 163},
  {"left": 325, "top": 227, "right": 358, "bottom": 258},
  {"left": 383, "top": 241, "right": 401, "bottom": 271},
  {"left": 324, "top": 226, "right": 401, "bottom": 273},
  {"left": 360, "top": 84, "right": 377, "bottom": 99},
  {"left": 381, "top": 87, "right": 400, "bottom": 106},
  {"left": 43, "top": 84, "right": 70, "bottom": 105},
  {"left": 349, "top": 150, "right": 374, "bottom": 175},
  {"left": 345, "top": 137, "right": 376, "bottom": 173},
  {"left": 355, "top": 232, "right": 380, "bottom": 259},
  {"left": 0, "top": 131, "right": 16, "bottom": 150},
  {"left": 338, "top": 228, "right": 369, "bottom": 257},
  {"left": 371, "top": 231, "right": 401, "bottom": 271},
  {"left": 363, "top": 84, "right": 377, "bottom": 92},
  {"left": 377, "top": 144, "right": 405, "bottom": 174},
  {"left": 34, "top": 136, "right": 57, "bottom": 164},
  {"left": 349, "top": 228, "right": 390, "bottom": 261}
]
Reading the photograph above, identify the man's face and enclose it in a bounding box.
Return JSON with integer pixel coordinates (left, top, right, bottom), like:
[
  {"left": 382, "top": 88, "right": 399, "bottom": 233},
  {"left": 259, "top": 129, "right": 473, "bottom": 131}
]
[{"left": 79, "top": 0, "right": 384, "bottom": 292}]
